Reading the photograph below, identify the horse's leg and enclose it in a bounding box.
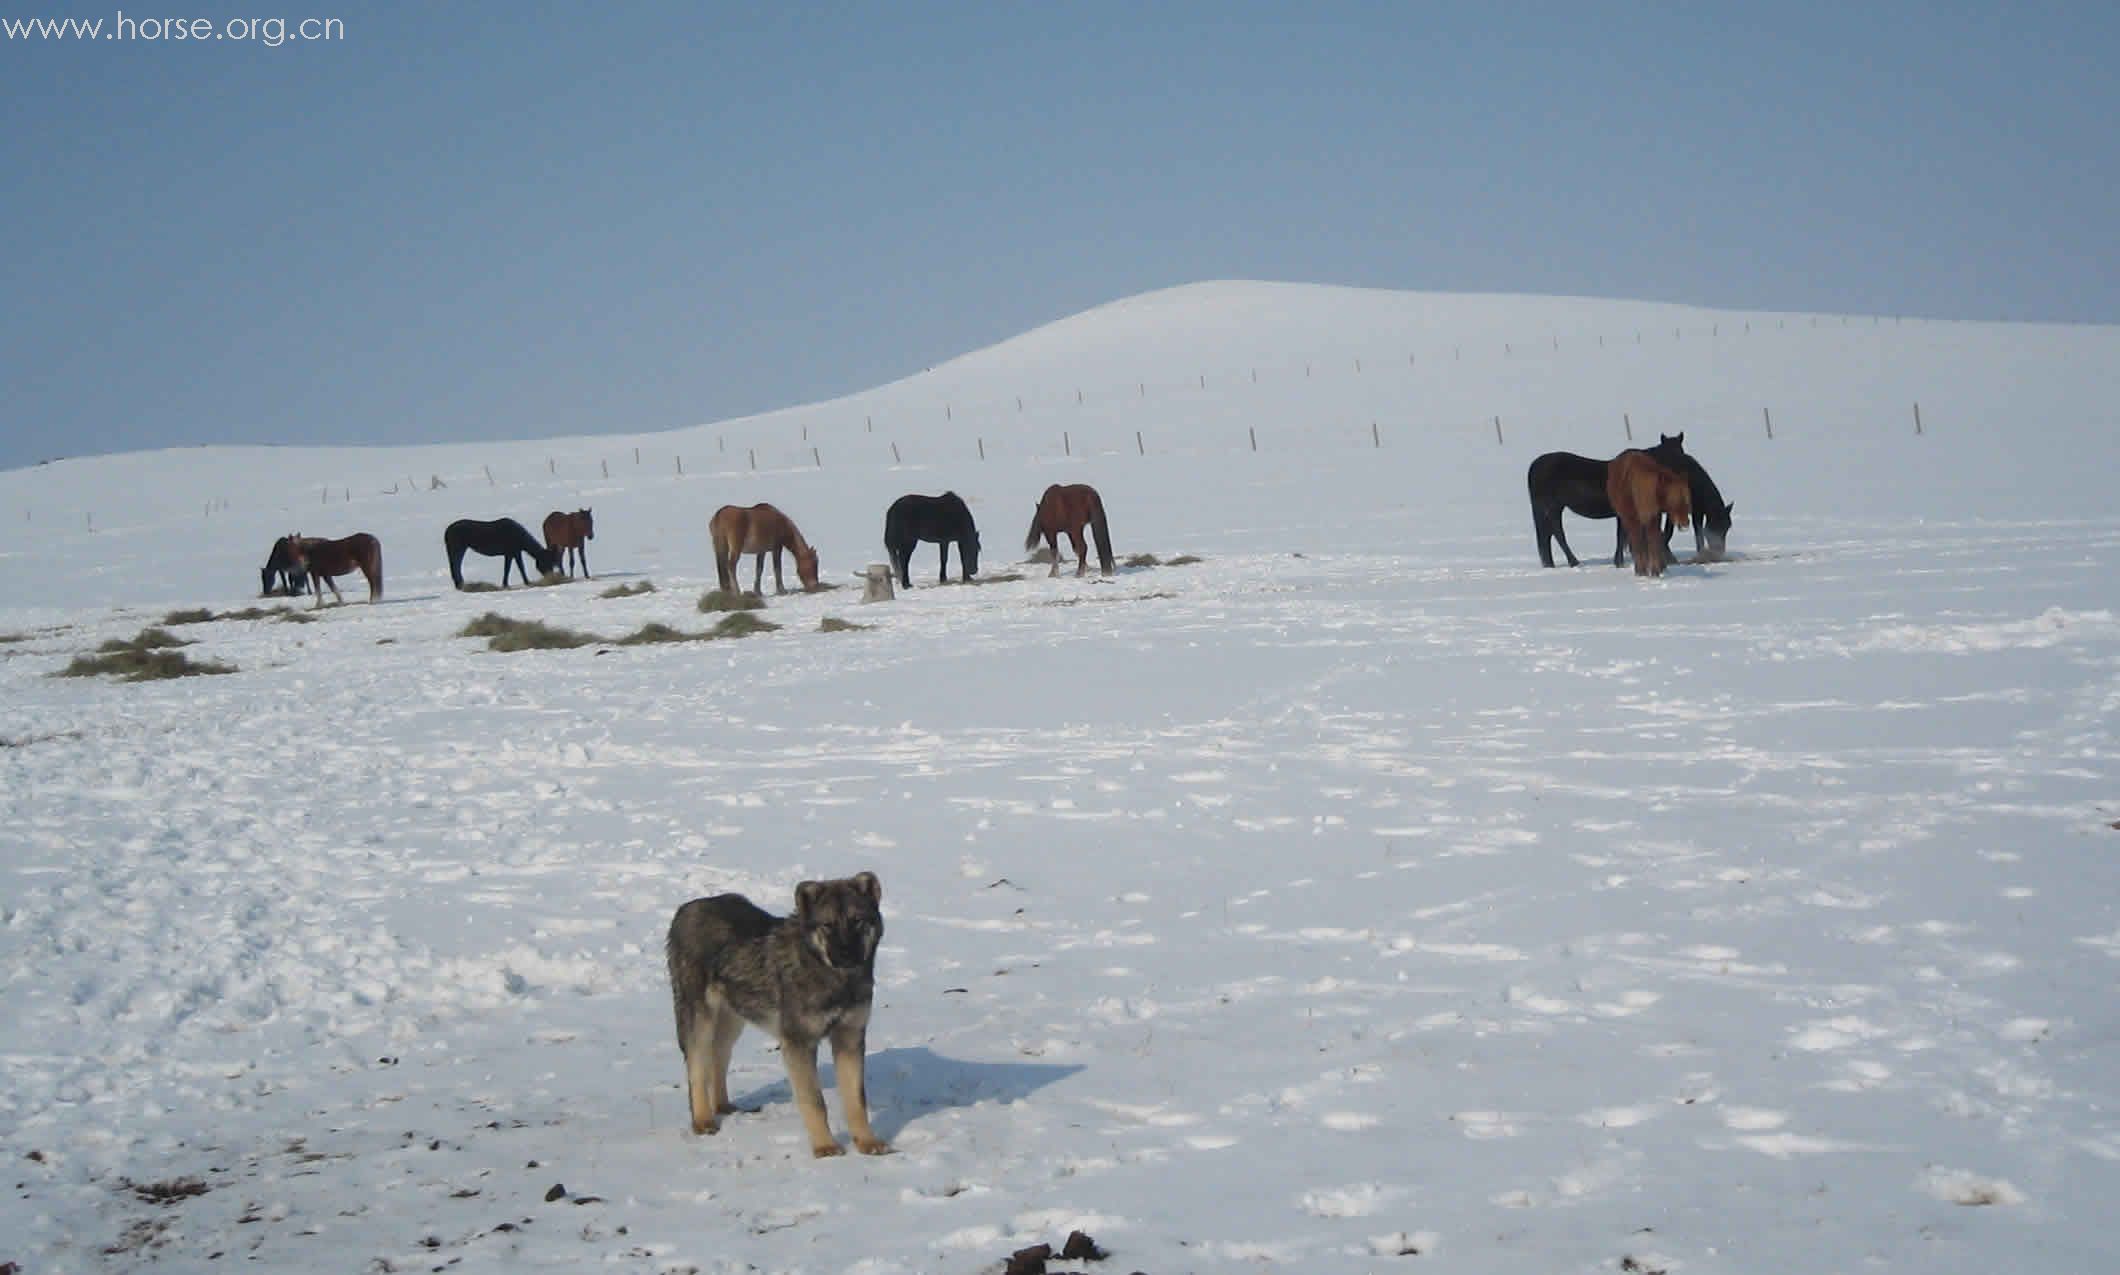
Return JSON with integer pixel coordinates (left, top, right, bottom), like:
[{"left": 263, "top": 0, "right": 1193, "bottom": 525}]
[
  {"left": 752, "top": 552, "right": 766, "bottom": 596},
  {"left": 1549, "top": 510, "right": 1580, "bottom": 568},
  {"left": 578, "top": 540, "right": 590, "bottom": 579},
  {"left": 938, "top": 541, "right": 951, "bottom": 584},
  {"left": 1045, "top": 530, "right": 1060, "bottom": 577},
  {"left": 1533, "top": 507, "right": 1556, "bottom": 568},
  {"left": 1068, "top": 524, "right": 1088, "bottom": 576},
  {"left": 771, "top": 547, "right": 786, "bottom": 595},
  {"left": 1612, "top": 519, "right": 1628, "bottom": 568}
]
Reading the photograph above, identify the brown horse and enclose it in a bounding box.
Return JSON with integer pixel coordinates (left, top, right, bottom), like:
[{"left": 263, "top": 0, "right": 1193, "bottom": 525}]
[
  {"left": 286, "top": 532, "right": 383, "bottom": 606},
  {"left": 542, "top": 509, "right": 594, "bottom": 578},
  {"left": 1024, "top": 483, "right": 1114, "bottom": 577},
  {"left": 1605, "top": 452, "right": 1693, "bottom": 578},
  {"left": 710, "top": 503, "right": 819, "bottom": 595}
]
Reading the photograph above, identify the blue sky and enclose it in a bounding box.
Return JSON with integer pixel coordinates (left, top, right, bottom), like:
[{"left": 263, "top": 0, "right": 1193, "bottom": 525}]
[{"left": 2, "top": 1, "right": 2114, "bottom": 469}]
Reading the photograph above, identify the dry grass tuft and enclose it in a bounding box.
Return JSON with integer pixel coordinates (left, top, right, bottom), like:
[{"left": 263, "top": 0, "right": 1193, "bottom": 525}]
[
  {"left": 598, "top": 580, "right": 657, "bottom": 599},
  {"left": 698, "top": 588, "right": 767, "bottom": 613},
  {"left": 710, "top": 612, "right": 780, "bottom": 639},
  {"left": 457, "top": 613, "right": 598, "bottom": 652},
  {"left": 616, "top": 622, "right": 701, "bottom": 645},
  {"left": 59, "top": 648, "right": 235, "bottom": 681},
  {"left": 818, "top": 616, "right": 872, "bottom": 633}
]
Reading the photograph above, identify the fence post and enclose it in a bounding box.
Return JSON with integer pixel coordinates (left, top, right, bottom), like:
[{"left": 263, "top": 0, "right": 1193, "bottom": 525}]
[
  {"left": 1356, "top": 358, "right": 1362, "bottom": 373},
  {"left": 1371, "top": 421, "right": 1380, "bottom": 448},
  {"left": 947, "top": 404, "right": 952, "bottom": 421},
  {"left": 485, "top": 465, "right": 494, "bottom": 485},
  {"left": 977, "top": 437, "right": 984, "bottom": 461},
  {"left": 1763, "top": 407, "right": 1774, "bottom": 440},
  {"left": 719, "top": 436, "right": 725, "bottom": 453},
  {"left": 322, "top": 486, "right": 328, "bottom": 504},
  {"left": 677, "top": 455, "right": 684, "bottom": 474},
  {"left": 1248, "top": 426, "right": 1257, "bottom": 452},
  {"left": 1064, "top": 431, "right": 1071, "bottom": 457},
  {"left": 1493, "top": 416, "right": 1504, "bottom": 446},
  {"left": 1913, "top": 402, "right": 1923, "bottom": 436},
  {"left": 1137, "top": 430, "right": 1144, "bottom": 455},
  {"left": 813, "top": 447, "right": 821, "bottom": 468},
  {"left": 548, "top": 458, "right": 555, "bottom": 474},
  {"left": 634, "top": 447, "right": 640, "bottom": 464},
  {"left": 1623, "top": 412, "right": 1633, "bottom": 442},
  {"left": 866, "top": 415, "right": 872, "bottom": 432},
  {"left": 892, "top": 441, "right": 901, "bottom": 464},
  {"left": 602, "top": 459, "right": 609, "bottom": 478},
  {"left": 748, "top": 449, "right": 755, "bottom": 471}
]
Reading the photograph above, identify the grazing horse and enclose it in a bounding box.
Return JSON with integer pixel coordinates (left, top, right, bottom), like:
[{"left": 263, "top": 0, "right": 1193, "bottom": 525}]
[
  {"left": 285, "top": 532, "right": 382, "bottom": 607},
  {"left": 259, "top": 535, "right": 308, "bottom": 598},
  {"left": 1606, "top": 451, "right": 1694, "bottom": 578},
  {"left": 709, "top": 502, "right": 819, "bottom": 595},
  {"left": 445, "top": 517, "right": 561, "bottom": 589},
  {"left": 542, "top": 509, "right": 595, "bottom": 578},
  {"left": 884, "top": 492, "right": 980, "bottom": 588},
  {"left": 1527, "top": 433, "right": 1688, "bottom": 567},
  {"left": 1660, "top": 453, "right": 1735, "bottom": 560},
  {"left": 1024, "top": 483, "right": 1115, "bottom": 577}
]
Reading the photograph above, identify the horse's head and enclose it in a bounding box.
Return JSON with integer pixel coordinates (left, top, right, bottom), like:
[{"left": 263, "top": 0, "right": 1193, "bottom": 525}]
[
  {"left": 1701, "top": 499, "right": 1733, "bottom": 558},
  {"left": 1660, "top": 432, "right": 1684, "bottom": 451},
  {"left": 795, "top": 542, "right": 820, "bottom": 591},
  {"left": 579, "top": 509, "right": 594, "bottom": 540},
  {"left": 962, "top": 530, "right": 981, "bottom": 579},
  {"left": 534, "top": 544, "right": 562, "bottom": 576}
]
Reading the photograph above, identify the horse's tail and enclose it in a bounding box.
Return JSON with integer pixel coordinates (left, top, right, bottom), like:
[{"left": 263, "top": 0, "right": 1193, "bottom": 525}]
[
  {"left": 710, "top": 519, "right": 735, "bottom": 593},
  {"left": 1087, "top": 489, "right": 1114, "bottom": 575},
  {"left": 366, "top": 537, "right": 383, "bottom": 601},
  {"left": 1024, "top": 502, "right": 1043, "bottom": 553},
  {"left": 445, "top": 528, "right": 466, "bottom": 590}
]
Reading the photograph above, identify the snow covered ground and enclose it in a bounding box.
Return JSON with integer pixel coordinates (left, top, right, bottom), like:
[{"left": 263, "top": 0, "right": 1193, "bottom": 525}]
[{"left": 2, "top": 282, "right": 2116, "bottom": 1273}]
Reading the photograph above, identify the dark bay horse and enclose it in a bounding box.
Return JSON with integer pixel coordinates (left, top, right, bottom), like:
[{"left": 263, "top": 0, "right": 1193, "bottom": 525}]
[
  {"left": 445, "top": 517, "right": 561, "bottom": 589},
  {"left": 884, "top": 492, "right": 979, "bottom": 588},
  {"left": 1025, "top": 483, "right": 1114, "bottom": 577},
  {"left": 1607, "top": 451, "right": 1693, "bottom": 578},
  {"left": 1528, "top": 433, "right": 1688, "bottom": 567},
  {"left": 710, "top": 503, "right": 819, "bottom": 595},
  {"left": 542, "top": 509, "right": 594, "bottom": 578},
  {"left": 1661, "top": 454, "right": 1735, "bottom": 560},
  {"left": 286, "top": 532, "right": 382, "bottom": 607},
  {"left": 260, "top": 535, "right": 308, "bottom": 597}
]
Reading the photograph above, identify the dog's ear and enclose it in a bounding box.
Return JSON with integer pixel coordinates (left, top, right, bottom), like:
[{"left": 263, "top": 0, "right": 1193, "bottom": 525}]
[
  {"left": 794, "top": 880, "right": 823, "bottom": 921},
  {"left": 851, "top": 871, "right": 881, "bottom": 905}
]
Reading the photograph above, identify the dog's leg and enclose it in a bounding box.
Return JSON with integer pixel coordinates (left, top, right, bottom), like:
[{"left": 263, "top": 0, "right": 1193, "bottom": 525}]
[
  {"left": 707, "top": 1008, "right": 745, "bottom": 1119},
  {"left": 683, "top": 1004, "right": 722, "bottom": 1135},
  {"left": 830, "top": 1020, "right": 889, "bottom": 1155},
  {"left": 778, "top": 1036, "right": 843, "bottom": 1157}
]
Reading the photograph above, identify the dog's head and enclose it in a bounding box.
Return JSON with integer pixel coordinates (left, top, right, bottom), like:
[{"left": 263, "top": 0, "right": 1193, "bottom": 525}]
[{"left": 795, "top": 872, "right": 883, "bottom": 970}]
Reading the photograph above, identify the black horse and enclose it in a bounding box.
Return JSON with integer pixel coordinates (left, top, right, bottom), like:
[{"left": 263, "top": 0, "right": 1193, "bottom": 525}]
[
  {"left": 1528, "top": 434, "right": 1689, "bottom": 568},
  {"left": 884, "top": 491, "right": 980, "bottom": 588},
  {"left": 1662, "top": 452, "right": 1735, "bottom": 560},
  {"left": 260, "top": 535, "right": 308, "bottom": 597},
  {"left": 445, "top": 517, "right": 562, "bottom": 588}
]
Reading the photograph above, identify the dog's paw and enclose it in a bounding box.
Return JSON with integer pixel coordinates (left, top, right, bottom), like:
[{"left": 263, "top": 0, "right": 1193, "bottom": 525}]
[
  {"left": 811, "top": 1141, "right": 847, "bottom": 1159},
  {"left": 854, "top": 1136, "right": 892, "bottom": 1156}
]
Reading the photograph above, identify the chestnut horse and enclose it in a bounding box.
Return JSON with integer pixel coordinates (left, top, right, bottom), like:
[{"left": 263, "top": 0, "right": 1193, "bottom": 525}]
[
  {"left": 1024, "top": 483, "right": 1114, "bottom": 577},
  {"left": 710, "top": 503, "right": 819, "bottom": 595},
  {"left": 542, "top": 509, "right": 594, "bottom": 578},
  {"left": 285, "top": 532, "right": 383, "bottom": 607},
  {"left": 1606, "top": 451, "right": 1694, "bottom": 578}
]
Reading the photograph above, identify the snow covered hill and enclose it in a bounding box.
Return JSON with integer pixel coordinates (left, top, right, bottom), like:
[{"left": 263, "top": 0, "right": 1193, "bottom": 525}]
[{"left": 2, "top": 283, "right": 2116, "bottom": 1274}]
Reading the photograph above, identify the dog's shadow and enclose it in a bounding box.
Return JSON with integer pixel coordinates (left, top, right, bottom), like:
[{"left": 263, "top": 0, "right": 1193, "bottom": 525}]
[{"left": 733, "top": 1045, "right": 1082, "bottom": 1142}]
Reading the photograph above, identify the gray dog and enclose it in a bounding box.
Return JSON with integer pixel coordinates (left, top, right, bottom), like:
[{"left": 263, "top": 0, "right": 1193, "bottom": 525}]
[{"left": 665, "top": 872, "right": 889, "bottom": 1157}]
